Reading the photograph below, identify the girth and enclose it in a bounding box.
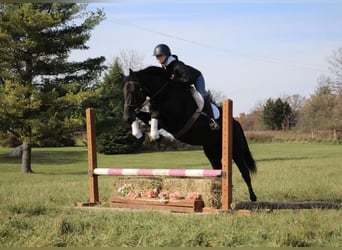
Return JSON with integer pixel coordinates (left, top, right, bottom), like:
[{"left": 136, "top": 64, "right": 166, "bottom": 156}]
[{"left": 173, "top": 108, "right": 205, "bottom": 139}]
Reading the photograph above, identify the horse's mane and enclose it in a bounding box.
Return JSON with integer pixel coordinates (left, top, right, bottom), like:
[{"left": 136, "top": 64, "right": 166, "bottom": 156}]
[
  {"left": 138, "top": 66, "right": 191, "bottom": 91},
  {"left": 138, "top": 66, "right": 168, "bottom": 79}
]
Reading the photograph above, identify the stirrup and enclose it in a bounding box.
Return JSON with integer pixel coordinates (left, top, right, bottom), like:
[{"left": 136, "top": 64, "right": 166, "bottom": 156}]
[{"left": 209, "top": 118, "right": 220, "bottom": 130}]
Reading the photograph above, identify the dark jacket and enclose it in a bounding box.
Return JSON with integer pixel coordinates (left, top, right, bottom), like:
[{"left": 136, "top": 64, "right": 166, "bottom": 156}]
[{"left": 163, "top": 55, "right": 201, "bottom": 85}]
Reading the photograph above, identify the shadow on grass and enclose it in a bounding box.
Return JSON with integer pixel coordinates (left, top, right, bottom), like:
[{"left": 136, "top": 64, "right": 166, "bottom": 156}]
[
  {"left": 256, "top": 156, "right": 310, "bottom": 162},
  {"left": 0, "top": 148, "right": 87, "bottom": 166},
  {"left": 31, "top": 149, "right": 87, "bottom": 166},
  {"left": 31, "top": 170, "right": 88, "bottom": 176}
]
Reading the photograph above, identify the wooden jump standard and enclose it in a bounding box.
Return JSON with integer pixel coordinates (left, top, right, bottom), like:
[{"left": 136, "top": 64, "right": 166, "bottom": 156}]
[{"left": 78, "top": 99, "right": 233, "bottom": 212}]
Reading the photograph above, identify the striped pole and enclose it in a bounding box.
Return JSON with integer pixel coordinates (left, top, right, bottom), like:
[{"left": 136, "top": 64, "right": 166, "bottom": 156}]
[{"left": 93, "top": 168, "right": 222, "bottom": 177}]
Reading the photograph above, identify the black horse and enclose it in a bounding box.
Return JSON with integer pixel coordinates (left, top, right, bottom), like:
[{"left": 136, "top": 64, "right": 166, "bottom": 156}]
[{"left": 123, "top": 66, "right": 257, "bottom": 201}]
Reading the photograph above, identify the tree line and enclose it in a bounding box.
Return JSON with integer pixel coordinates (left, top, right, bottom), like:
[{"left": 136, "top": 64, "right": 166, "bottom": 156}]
[
  {"left": 0, "top": 3, "right": 140, "bottom": 172},
  {"left": 237, "top": 47, "right": 342, "bottom": 133}
]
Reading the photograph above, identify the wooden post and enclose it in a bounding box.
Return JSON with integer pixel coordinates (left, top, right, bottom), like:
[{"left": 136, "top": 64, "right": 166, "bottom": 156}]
[
  {"left": 221, "top": 99, "right": 233, "bottom": 210},
  {"left": 86, "top": 108, "right": 99, "bottom": 203}
]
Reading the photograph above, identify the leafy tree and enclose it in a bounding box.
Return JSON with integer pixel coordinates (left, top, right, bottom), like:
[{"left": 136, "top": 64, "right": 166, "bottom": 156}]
[
  {"left": 332, "top": 91, "right": 342, "bottom": 128},
  {"left": 262, "top": 98, "right": 295, "bottom": 130},
  {"left": 327, "top": 47, "right": 342, "bottom": 92},
  {"left": 91, "top": 58, "right": 142, "bottom": 154},
  {"left": 302, "top": 81, "right": 337, "bottom": 130},
  {"left": 302, "top": 48, "right": 342, "bottom": 130},
  {"left": 0, "top": 3, "right": 105, "bottom": 172},
  {"left": 119, "top": 50, "right": 145, "bottom": 75},
  {"left": 284, "top": 94, "right": 306, "bottom": 130}
]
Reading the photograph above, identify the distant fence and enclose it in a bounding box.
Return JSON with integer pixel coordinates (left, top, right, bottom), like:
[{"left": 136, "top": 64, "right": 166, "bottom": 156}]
[
  {"left": 311, "top": 129, "right": 342, "bottom": 141},
  {"left": 244, "top": 129, "right": 342, "bottom": 142}
]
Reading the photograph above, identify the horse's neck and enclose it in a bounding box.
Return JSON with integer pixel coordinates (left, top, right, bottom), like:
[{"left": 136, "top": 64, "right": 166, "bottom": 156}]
[
  {"left": 138, "top": 69, "right": 198, "bottom": 130},
  {"left": 140, "top": 77, "right": 168, "bottom": 98},
  {"left": 153, "top": 86, "right": 198, "bottom": 132}
]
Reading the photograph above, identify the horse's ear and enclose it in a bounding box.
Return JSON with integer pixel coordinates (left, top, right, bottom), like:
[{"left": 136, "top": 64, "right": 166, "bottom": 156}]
[{"left": 129, "top": 68, "right": 134, "bottom": 74}]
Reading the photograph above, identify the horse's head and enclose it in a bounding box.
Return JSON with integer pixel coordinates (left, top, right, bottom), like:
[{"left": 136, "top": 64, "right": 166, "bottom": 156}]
[
  {"left": 123, "top": 69, "right": 146, "bottom": 123},
  {"left": 123, "top": 67, "right": 170, "bottom": 123}
]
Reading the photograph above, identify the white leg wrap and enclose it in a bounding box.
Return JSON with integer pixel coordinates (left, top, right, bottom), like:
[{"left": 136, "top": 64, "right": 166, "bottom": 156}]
[
  {"left": 131, "top": 120, "right": 143, "bottom": 139},
  {"left": 150, "top": 118, "right": 160, "bottom": 140}
]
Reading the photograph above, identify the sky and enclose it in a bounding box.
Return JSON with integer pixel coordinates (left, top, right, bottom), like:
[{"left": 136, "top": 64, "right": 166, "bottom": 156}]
[{"left": 72, "top": 0, "right": 342, "bottom": 115}]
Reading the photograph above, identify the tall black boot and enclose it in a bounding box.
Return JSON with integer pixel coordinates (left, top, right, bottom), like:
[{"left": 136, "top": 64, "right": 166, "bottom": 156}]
[{"left": 204, "top": 96, "right": 220, "bottom": 130}]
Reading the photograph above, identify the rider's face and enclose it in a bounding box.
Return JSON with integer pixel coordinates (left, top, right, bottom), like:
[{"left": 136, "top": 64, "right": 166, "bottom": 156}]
[{"left": 156, "top": 54, "right": 167, "bottom": 64}]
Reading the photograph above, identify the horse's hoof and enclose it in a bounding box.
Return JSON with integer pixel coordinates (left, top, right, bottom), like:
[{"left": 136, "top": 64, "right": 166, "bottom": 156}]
[{"left": 250, "top": 195, "right": 257, "bottom": 202}]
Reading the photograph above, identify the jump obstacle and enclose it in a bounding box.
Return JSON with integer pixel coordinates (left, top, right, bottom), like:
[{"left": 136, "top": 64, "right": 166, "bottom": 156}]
[
  {"left": 77, "top": 99, "right": 233, "bottom": 212},
  {"left": 77, "top": 98, "right": 342, "bottom": 212}
]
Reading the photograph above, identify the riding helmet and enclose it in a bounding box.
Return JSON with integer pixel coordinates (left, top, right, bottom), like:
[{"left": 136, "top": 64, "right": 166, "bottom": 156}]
[{"left": 153, "top": 44, "right": 171, "bottom": 56}]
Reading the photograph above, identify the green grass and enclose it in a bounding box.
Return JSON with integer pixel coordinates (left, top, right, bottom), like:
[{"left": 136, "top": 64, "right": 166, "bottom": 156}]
[{"left": 0, "top": 143, "right": 341, "bottom": 247}]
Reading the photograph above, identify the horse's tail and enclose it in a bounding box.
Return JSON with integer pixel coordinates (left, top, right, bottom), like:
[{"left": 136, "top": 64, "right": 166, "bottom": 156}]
[{"left": 233, "top": 119, "right": 257, "bottom": 173}]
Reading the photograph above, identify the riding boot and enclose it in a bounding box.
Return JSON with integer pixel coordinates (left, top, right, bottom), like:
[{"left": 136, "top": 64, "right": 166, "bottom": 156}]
[{"left": 204, "top": 96, "right": 220, "bottom": 130}]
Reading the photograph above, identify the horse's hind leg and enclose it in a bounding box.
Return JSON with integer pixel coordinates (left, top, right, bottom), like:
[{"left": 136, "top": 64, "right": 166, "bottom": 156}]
[
  {"left": 233, "top": 156, "right": 257, "bottom": 201},
  {"left": 232, "top": 119, "right": 257, "bottom": 201},
  {"left": 203, "top": 141, "right": 257, "bottom": 201},
  {"left": 203, "top": 144, "right": 222, "bottom": 170}
]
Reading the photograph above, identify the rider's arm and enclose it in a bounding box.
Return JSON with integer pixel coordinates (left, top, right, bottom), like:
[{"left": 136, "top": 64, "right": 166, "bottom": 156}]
[{"left": 172, "top": 61, "right": 193, "bottom": 85}]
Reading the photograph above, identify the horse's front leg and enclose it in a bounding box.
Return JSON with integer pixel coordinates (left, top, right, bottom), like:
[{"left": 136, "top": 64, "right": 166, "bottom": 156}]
[
  {"left": 149, "top": 110, "right": 160, "bottom": 140},
  {"left": 131, "top": 118, "right": 143, "bottom": 139},
  {"left": 149, "top": 118, "right": 160, "bottom": 140}
]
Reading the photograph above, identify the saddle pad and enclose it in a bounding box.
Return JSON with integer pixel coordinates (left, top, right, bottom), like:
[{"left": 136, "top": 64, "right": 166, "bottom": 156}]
[{"left": 211, "top": 103, "right": 220, "bottom": 119}]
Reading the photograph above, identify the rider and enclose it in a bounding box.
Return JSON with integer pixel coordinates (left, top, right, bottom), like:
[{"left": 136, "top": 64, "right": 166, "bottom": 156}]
[{"left": 153, "top": 44, "right": 219, "bottom": 130}]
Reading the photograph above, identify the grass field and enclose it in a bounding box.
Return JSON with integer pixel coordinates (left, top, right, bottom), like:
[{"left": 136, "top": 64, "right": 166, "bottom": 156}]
[{"left": 0, "top": 143, "right": 341, "bottom": 247}]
